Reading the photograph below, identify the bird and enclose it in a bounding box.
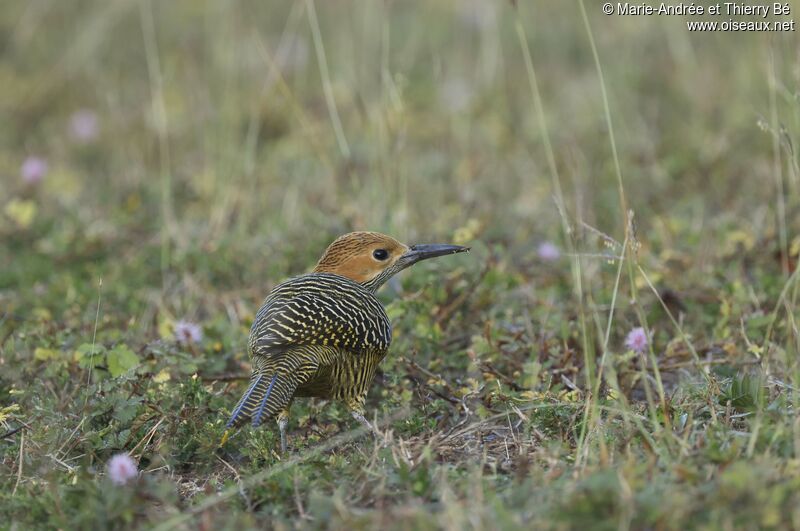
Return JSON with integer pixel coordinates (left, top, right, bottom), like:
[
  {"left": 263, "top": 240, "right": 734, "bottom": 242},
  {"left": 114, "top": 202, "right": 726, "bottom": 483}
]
[{"left": 222, "top": 231, "right": 469, "bottom": 452}]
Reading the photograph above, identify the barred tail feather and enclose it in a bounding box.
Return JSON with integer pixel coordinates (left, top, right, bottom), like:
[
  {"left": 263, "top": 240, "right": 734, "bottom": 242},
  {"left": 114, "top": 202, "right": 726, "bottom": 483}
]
[
  {"left": 226, "top": 371, "right": 297, "bottom": 429},
  {"left": 226, "top": 373, "right": 263, "bottom": 427}
]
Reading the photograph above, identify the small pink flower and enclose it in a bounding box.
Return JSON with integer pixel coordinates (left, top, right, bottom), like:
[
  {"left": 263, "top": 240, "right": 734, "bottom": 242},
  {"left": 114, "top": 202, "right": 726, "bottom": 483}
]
[
  {"left": 20, "top": 156, "right": 48, "bottom": 185},
  {"left": 107, "top": 453, "right": 138, "bottom": 485},
  {"left": 69, "top": 109, "right": 99, "bottom": 142},
  {"left": 174, "top": 320, "right": 203, "bottom": 346},
  {"left": 624, "top": 327, "right": 649, "bottom": 353},
  {"left": 537, "top": 241, "right": 561, "bottom": 262}
]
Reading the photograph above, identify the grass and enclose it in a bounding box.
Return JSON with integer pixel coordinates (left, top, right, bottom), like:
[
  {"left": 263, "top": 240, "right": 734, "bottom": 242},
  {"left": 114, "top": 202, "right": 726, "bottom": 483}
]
[{"left": 2, "top": 1, "right": 800, "bottom": 528}]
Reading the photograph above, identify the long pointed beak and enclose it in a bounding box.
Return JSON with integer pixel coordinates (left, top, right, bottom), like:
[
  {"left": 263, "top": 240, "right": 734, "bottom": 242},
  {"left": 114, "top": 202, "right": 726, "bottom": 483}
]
[{"left": 400, "top": 243, "right": 470, "bottom": 266}]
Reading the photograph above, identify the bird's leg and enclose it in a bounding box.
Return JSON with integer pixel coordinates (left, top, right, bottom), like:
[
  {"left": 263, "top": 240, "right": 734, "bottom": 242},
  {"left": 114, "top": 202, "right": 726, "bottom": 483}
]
[
  {"left": 350, "top": 410, "right": 376, "bottom": 433},
  {"left": 350, "top": 411, "right": 388, "bottom": 447},
  {"left": 347, "top": 395, "right": 382, "bottom": 441},
  {"left": 277, "top": 406, "right": 291, "bottom": 454}
]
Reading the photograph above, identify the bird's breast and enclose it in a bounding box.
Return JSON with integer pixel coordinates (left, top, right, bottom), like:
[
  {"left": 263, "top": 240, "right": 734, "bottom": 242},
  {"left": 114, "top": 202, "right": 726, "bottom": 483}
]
[{"left": 250, "top": 273, "right": 393, "bottom": 356}]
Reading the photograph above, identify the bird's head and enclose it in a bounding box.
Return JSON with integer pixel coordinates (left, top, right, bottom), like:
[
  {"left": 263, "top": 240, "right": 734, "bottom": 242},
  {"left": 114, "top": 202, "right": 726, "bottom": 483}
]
[{"left": 313, "top": 231, "right": 469, "bottom": 291}]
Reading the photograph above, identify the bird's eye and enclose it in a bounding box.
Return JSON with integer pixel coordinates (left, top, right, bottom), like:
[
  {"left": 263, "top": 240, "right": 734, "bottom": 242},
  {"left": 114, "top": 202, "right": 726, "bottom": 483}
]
[{"left": 372, "top": 249, "right": 389, "bottom": 261}]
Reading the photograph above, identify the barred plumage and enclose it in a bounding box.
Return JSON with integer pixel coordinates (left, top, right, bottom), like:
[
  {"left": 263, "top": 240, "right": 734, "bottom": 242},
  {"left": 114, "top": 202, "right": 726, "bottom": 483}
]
[
  {"left": 223, "top": 232, "right": 468, "bottom": 451},
  {"left": 226, "top": 274, "right": 391, "bottom": 429},
  {"left": 249, "top": 274, "right": 391, "bottom": 356}
]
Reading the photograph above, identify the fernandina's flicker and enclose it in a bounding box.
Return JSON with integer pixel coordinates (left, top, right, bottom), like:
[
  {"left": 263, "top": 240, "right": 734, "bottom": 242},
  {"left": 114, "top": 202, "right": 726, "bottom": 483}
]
[{"left": 223, "top": 231, "right": 468, "bottom": 451}]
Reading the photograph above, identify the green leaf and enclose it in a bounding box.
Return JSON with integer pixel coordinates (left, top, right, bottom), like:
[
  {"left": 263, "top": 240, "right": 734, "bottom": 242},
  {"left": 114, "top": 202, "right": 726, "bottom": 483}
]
[
  {"left": 75, "top": 343, "right": 105, "bottom": 369},
  {"left": 107, "top": 344, "right": 140, "bottom": 377},
  {"left": 34, "top": 347, "right": 60, "bottom": 361},
  {"left": 112, "top": 396, "right": 143, "bottom": 424}
]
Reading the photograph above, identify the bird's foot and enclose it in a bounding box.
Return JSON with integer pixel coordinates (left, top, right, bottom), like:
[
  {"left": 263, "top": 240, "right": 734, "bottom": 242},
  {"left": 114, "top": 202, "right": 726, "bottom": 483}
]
[
  {"left": 351, "top": 411, "right": 386, "bottom": 445},
  {"left": 278, "top": 416, "right": 289, "bottom": 455}
]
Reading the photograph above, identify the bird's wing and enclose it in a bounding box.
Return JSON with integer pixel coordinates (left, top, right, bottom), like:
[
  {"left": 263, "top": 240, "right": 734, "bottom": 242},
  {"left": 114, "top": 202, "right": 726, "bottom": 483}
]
[{"left": 248, "top": 274, "right": 392, "bottom": 360}]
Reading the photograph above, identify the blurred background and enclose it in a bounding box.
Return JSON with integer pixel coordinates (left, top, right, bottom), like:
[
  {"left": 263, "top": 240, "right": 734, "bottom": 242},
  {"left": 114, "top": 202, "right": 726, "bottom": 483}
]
[
  {"left": 3, "top": 0, "right": 798, "bottom": 371},
  {"left": 2, "top": 1, "right": 800, "bottom": 527},
  {"left": 3, "top": 1, "right": 796, "bottom": 290}
]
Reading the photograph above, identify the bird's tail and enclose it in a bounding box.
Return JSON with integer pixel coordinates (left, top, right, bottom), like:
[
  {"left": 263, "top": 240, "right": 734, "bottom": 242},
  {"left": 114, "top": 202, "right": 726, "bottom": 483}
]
[{"left": 225, "top": 371, "right": 296, "bottom": 429}]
